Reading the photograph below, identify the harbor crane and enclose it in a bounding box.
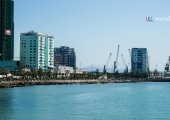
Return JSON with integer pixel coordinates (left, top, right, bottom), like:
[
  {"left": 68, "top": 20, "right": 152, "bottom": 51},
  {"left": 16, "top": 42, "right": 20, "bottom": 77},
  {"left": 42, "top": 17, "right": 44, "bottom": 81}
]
[
  {"left": 121, "top": 54, "right": 128, "bottom": 73},
  {"left": 114, "top": 44, "right": 120, "bottom": 74},
  {"left": 128, "top": 49, "right": 131, "bottom": 71},
  {"left": 99, "top": 53, "right": 112, "bottom": 80}
]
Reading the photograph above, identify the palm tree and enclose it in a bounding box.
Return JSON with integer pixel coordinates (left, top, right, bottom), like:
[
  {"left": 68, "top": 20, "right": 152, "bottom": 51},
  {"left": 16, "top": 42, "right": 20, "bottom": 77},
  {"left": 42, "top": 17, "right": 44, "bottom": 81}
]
[
  {"left": 48, "top": 71, "right": 52, "bottom": 79},
  {"left": 38, "top": 68, "right": 43, "bottom": 80},
  {"left": 31, "top": 69, "right": 38, "bottom": 80},
  {"left": 52, "top": 72, "right": 58, "bottom": 79},
  {"left": 0, "top": 68, "right": 9, "bottom": 80},
  {"left": 58, "top": 72, "right": 61, "bottom": 79},
  {"left": 61, "top": 73, "right": 65, "bottom": 80},
  {"left": 65, "top": 70, "right": 69, "bottom": 78},
  {"left": 25, "top": 71, "right": 32, "bottom": 80}
]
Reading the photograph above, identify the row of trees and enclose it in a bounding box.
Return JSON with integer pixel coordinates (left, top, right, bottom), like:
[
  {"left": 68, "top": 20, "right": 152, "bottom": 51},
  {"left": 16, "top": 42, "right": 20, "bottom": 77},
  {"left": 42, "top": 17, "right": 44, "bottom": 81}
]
[
  {"left": 0, "top": 68, "right": 102, "bottom": 81},
  {"left": 0, "top": 67, "right": 149, "bottom": 81}
]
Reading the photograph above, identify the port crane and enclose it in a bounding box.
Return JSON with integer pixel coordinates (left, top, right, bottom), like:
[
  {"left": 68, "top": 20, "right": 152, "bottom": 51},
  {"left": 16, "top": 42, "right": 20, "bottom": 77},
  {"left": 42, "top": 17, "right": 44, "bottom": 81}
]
[
  {"left": 121, "top": 54, "right": 128, "bottom": 73},
  {"left": 99, "top": 53, "right": 112, "bottom": 80},
  {"left": 114, "top": 44, "right": 120, "bottom": 74},
  {"left": 128, "top": 49, "right": 131, "bottom": 72}
]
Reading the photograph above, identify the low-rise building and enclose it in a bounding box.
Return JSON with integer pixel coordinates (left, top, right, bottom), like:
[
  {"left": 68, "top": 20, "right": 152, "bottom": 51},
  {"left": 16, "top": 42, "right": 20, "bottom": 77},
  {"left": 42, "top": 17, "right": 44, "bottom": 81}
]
[
  {"left": 75, "top": 68, "right": 83, "bottom": 74},
  {"left": 164, "top": 71, "right": 170, "bottom": 79},
  {"left": 54, "top": 65, "right": 74, "bottom": 77},
  {"left": 149, "top": 71, "right": 164, "bottom": 79},
  {"left": 0, "top": 61, "right": 20, "bottom": 72}
]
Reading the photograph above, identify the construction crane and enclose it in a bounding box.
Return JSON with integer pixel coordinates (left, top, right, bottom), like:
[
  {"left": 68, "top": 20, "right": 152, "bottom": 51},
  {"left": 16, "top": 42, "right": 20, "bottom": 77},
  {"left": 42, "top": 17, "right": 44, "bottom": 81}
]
[
  {"left": 128, "top": 49, "right": 131, "bottom": 65},
  {"left": 114, "top": 44, "right": 120, "bottom": 73},
  {"left": 128, "top": 49, "right": 131, "bottom": 71},
  {"left": 121, "top": 54, "right": 128, "bottom": 73},
  {"left": 103, "top": 53, "right": 112, "bottom": 74},
  {"left": 128, "top": 49, "right": 131, "bottom": 57},
  {"left": 99, "top": 53, "right": 112, "bottom": 80}
]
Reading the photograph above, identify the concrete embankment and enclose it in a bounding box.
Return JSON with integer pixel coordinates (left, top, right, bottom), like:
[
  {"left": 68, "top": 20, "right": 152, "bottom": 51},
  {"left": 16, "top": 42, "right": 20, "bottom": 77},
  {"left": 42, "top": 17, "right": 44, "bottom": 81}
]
[{"left": 0, "top": 79, "right": 133, "bottom": 88}]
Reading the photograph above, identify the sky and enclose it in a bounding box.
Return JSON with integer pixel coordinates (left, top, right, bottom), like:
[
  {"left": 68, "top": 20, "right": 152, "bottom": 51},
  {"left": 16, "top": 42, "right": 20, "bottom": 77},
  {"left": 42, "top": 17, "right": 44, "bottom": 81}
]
[{"left": 14, "top": 0, "right": 170, "bottom": 71}]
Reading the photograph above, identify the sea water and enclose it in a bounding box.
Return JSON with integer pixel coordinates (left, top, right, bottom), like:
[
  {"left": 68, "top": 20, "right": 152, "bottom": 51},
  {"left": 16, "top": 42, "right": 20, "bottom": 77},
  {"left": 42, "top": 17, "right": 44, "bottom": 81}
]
[{"left": 0, "top": 82, "right": 170, "bottom": 120}]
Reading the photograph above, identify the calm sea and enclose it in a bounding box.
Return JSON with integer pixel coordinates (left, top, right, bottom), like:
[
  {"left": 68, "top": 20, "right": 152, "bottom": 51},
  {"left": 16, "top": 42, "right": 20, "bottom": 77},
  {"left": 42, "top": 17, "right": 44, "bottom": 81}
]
[{"left": 1, "top": 82, "right": 170, "bottom": 120}]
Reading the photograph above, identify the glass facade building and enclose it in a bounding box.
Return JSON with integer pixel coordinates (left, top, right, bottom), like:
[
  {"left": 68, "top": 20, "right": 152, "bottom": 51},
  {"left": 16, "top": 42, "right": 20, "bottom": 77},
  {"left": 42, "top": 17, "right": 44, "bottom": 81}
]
[
  {"left": 20, "top": 31, "right": 54, "bottom": 70},
  {"left": 131, "top": 48, "right": 148, "bottom": 73},
  {"left": 54, "top": 46, "right": 76, "bottom": 68},
  {"left": 0, "top": 61, "right": 19, "bottom": 72},
  {"left": 0, "top": 0, "right": 14, "bottom": 61}
]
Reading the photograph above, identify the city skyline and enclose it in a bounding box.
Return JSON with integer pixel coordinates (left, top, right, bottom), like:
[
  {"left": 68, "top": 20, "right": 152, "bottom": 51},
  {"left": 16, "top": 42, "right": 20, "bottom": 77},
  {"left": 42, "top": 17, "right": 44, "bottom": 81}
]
[{"left": 14, "top": 0, "right": 170, "bottom": 71}]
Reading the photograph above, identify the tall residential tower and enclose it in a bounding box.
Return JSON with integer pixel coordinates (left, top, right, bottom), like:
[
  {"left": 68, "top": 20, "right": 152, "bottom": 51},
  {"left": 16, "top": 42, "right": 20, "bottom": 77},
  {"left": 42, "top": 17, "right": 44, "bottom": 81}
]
[
  {"left": 20, "top": 31, "right": 54, "bottom": 70},
  {"left": 131, "top": 48, "right": 148, "bottom": 73},
  {"left": 0, "top": 0, "right": 14, "bottom": 61},
  {"left": 54, "top": 46, "right": 76, "bottom": 68}
]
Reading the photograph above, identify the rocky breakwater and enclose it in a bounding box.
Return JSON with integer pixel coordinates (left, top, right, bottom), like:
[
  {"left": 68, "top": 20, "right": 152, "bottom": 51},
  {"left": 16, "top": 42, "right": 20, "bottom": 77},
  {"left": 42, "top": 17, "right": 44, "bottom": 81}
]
[{"left": 0, "top": 79, "right": 132, "bottom": 88}]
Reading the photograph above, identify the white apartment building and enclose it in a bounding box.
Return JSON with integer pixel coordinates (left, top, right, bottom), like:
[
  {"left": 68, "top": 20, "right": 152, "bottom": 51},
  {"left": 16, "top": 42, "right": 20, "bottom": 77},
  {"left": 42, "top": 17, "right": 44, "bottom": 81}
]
[{"left": 20, "top": 31, "right": 54, "bottom": 71}]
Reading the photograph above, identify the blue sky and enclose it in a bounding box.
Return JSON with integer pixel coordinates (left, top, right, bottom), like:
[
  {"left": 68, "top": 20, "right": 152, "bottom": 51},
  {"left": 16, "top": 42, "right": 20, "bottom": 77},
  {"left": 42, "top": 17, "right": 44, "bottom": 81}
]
[{"left": 14, "top": 0, "right": 170, "bottom": 71}]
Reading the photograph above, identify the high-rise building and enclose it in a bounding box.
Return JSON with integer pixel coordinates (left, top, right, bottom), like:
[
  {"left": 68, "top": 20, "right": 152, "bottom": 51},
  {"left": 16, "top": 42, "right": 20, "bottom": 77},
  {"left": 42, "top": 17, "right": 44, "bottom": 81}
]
[
  {"left": 54, "top": 46, "right": 76, "bottom": 68},
  {"left": 131, "top": 48, "right": 148, "bottom": 73},
  {"left": 0, "top": 0, "right": 14, "bottom": 61},
  {"left": 20, "top": 31, "right": 54, "bottom": 70}
]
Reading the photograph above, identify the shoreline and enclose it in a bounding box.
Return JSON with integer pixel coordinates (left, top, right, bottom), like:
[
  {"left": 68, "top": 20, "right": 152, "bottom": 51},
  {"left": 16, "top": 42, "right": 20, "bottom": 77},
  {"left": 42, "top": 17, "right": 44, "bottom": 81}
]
[
  {"left": 0, "top": 79, "right": 128, "bottom": 88},
  {"left": 0, "top": 79, "right": 170, "bottom": 88}
]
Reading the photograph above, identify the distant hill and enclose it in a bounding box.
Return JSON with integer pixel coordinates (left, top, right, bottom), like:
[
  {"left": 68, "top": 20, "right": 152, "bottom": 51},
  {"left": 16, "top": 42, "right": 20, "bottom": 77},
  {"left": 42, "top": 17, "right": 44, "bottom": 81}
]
[{"left": 82, "top": 66, "right": 126, "bottom": 73}]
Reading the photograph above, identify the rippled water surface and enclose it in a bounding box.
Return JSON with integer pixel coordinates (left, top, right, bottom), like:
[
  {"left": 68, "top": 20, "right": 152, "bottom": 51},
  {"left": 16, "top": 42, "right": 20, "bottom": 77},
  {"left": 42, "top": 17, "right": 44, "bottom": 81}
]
[{"left": 1, "top": 82, "right": 170, "bottom": 120}]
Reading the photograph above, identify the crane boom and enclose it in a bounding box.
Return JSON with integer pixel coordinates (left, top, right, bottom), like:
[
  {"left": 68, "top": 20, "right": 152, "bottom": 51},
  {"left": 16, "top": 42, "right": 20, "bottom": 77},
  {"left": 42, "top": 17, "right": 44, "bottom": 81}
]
[
  {"left": 103, "top": 53, "right": 112, "bottom": 74},
  {"left": 114, "top": 44, "right": 120, "bottom": 73},
  {"left": 128, "top": 49, "right": 131, "bottom": 64},
  {"left": 116, "top": 44, "right": 120, "bottom": 65},
  {"left": 121, "top": 54, "right": 126, "bottom": 68},
  {"left": 100, "top": 53, "right": 112, "bottom": 80},
  {"left": 121, "top": 54, "right": 128, "bottom": 73},
  {"left": 128, "top": 49, "right": 131, "bottom": 58},
  {"left": 106, "top": 53, "right": 112, "bottom": 68},
  {"left": 128, "top": 49, "right": 131, "bottom": 72}
]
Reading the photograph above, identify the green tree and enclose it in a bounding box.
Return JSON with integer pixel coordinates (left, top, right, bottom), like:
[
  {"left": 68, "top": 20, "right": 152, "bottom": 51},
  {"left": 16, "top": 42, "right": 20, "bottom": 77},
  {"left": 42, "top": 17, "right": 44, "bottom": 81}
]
[
  {"left": 47, "top": 71, "right": 52, "bottom": 78},
  {"left": 31, "top": 69, "right": 38, "bottom": 80},
  {"left": 53, "top": 72, "right": 58, "bottom": 79},
  {"left": 0, "top": 68, "right": 9, "bottom": 80},
  {"left": 65, "top": 70, "right": 69, "bottom": 78},
  {"left": 38, "top": 68, "right": 43, "bottom": 80}
]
